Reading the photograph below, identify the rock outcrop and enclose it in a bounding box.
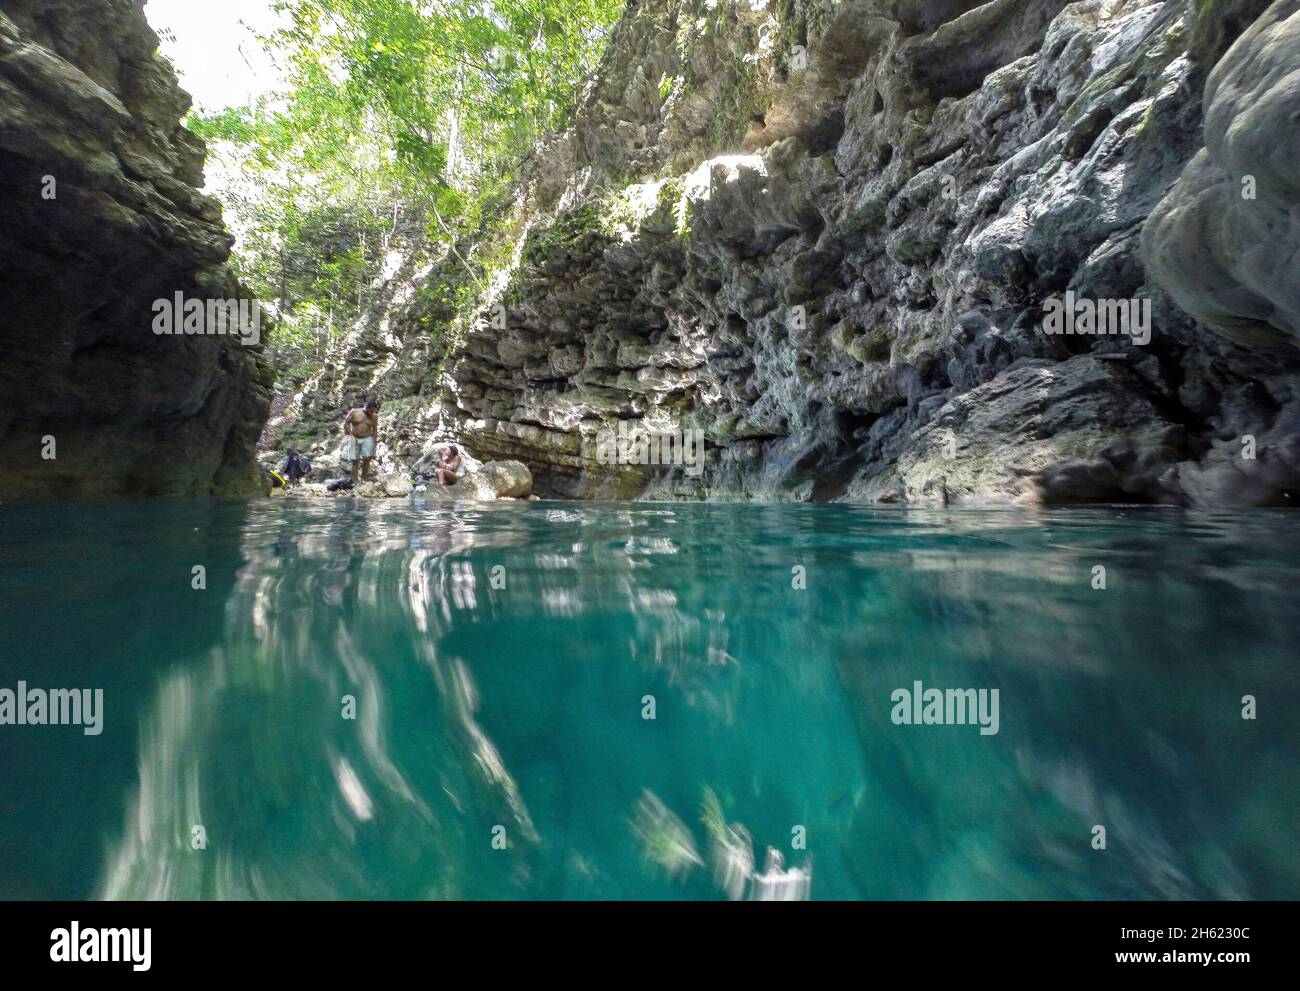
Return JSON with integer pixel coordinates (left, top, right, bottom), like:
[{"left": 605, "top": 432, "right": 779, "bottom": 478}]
[
  {"left": 0, "top": 0, "right": 271, "bottom": 497},
  {"left": 277, "top": 0, "right": 1300, "bottom": 506},
  {"left": 1143, "top": 0, "right": 1300, "bottom": 346},
  {"left": 273, "top": 457, "right": 532, "bottom": 502},
  {"left": 474, "top": 460, "right": 534, "bottom": 499}
]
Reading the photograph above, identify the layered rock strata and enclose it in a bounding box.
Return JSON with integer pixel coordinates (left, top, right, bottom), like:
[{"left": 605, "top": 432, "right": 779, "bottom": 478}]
[
  {"left": 0, "top": 0, "right": 271, "bottom": 497},
  {"left": 282, "top": 0, "right": 1300, "bottom": 506}
]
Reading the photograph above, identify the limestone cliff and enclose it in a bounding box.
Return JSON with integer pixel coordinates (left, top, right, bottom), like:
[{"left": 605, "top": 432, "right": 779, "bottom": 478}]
[
  {"left": 0, "top": 0, "right": 272, "bottom": 497},
  {"left": 278, "top": 0, "right": 1300, "bottom": 506}
]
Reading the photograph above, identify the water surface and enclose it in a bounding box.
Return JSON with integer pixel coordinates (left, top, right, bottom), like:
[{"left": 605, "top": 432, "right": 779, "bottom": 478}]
[{"left": 0, "top": 499, "right": 1296, "bottom": 900}]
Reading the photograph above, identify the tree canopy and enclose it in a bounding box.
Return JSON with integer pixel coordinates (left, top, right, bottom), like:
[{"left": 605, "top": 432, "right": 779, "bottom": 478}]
[{"left": 189, "top": 0, "right": 624, "bottom": 379}]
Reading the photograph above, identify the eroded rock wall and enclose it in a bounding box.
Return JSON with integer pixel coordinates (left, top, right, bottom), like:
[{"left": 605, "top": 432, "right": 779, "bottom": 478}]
[
  {"left": 290, "top": 0, "right": 1300, "bottom": 506},
  {"left": 0, "top": 0, "right": 271, "bottom": 497},
  {"left": 1144, "top": 1, "right": 1300, "bottom": 346}
]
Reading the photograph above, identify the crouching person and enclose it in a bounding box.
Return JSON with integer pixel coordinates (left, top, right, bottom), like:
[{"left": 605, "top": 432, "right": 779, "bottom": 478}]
[{"left": 437, "top": 444, "right": 464, "bottom": 485}]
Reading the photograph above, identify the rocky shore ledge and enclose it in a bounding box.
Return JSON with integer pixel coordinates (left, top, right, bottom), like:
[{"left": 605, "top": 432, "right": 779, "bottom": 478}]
[{"left": 269, "top": 456, "right": 536, "bottom": 503}]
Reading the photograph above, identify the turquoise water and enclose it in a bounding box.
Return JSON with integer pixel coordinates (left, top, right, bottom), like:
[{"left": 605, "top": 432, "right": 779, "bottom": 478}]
[{"left": 0, "top": 499, "right": 1296, "bottom": 900}]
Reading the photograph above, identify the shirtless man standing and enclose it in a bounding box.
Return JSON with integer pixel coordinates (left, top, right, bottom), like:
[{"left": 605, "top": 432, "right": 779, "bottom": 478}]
[{"left": 342, "top": 399, "right": 380, "bottom": 485}]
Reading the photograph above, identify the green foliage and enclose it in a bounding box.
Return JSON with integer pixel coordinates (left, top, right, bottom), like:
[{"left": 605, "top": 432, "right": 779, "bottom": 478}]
[
  {"left": 519, "top": 201, "right": 601, "bottom": 268},
  {"left": 188, "top": 0, "right": 624, "bottom": 381},
  {"left": 660, "top": 175, "right": 693, "bottom": 241},
  {"left": 707, "top": 58, "right": 764, "bottom": 149}
]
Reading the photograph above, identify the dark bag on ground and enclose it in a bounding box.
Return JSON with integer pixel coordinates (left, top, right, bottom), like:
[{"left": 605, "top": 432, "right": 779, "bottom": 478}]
[
  {"left": 326, "top": 477, "right": 354, "bottom": 492},
  {"left": 283, "top": 450, "right": 311, "bottom": 482}
]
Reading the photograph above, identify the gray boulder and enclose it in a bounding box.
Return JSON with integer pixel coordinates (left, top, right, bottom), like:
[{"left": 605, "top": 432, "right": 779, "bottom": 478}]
[
  {"left": 475, "top": 460, "right": 534, "bottom": 499},
  {"left": 1143, "top": 0, "right": 1300, "bottom": 347}
]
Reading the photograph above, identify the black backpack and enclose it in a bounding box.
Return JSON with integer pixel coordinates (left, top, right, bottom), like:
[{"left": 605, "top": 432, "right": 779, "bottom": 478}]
[{"left": 283, "top": 450, "right": 311, "bottom": 481}]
